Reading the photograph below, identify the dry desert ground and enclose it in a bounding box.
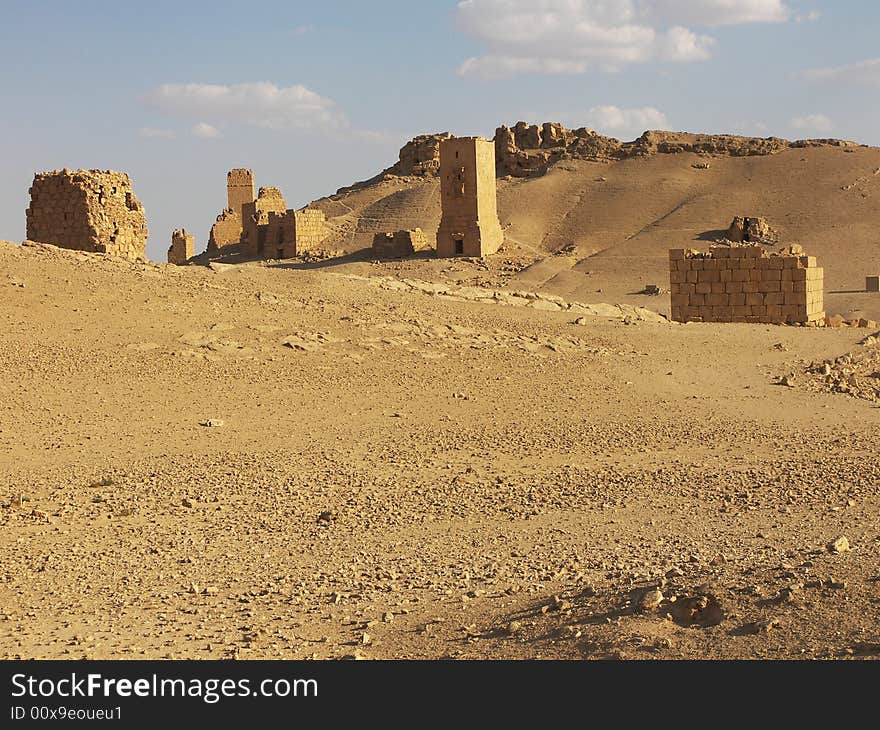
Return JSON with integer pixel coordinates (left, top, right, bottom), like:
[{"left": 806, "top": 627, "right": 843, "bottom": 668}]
[{"left": 2, "top": 137, "right": 880, "bottom": 660}]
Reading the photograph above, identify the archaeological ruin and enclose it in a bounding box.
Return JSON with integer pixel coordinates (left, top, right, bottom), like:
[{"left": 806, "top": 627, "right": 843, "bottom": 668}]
[
  {"left": 207, "top": 168, "right": 254, "bottom": 253},
  {"left": 26, "top": 169, "right": 148, "bottom": 259},
  {"left": 241, "top": 187, "right": 287, "bottom": 257},
  {"left": 669, "top": 245, "right": 825, "bottom": 324},
  {"left": 260, "top": 208, "right": 328, "bottom": 259},
  {"left": 436, "top": 137, "right": 503, "bottom": 258},
  {"left": 167, "top": 228, "right": 194, "bottom": 265},
  {"left": 372, "top": 228, "right": 428, "bottom": 259},
  {"left": 726, "top": 216, "right": 779, "bottom": 244}
]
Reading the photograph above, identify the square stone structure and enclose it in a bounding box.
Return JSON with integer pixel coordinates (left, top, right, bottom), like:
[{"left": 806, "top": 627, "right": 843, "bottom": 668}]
[
  {"left": 669, "top": 245, "right": 824, "bottom": 324},
  {"left": 436, "top": 137, "right": 503, "bottom": 258},
  {"left": 867, "top": 276, "right": 880, "bottom": 292},
  {"left": 372, "top": 228, "right": 428, "bottom": 259},
  {"left": 167, "top": 228, "right": 194, "bottom": 265},
  {"left": 262, "top": 208, "right": 327, "bottom": 259},
  {"left": 26, "top": 169, "right": 147, "bottom": 259}
]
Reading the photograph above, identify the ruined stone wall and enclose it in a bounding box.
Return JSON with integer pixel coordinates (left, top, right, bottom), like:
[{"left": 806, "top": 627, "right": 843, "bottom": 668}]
[
  {"left": 245, "top": 202, "right": 324, "bottom": 259},
  {"left": 669, "top": 245, "right": 824, "bottom": 324},
  {"left": 242, "top": 187, "right": 286, "bottom": 257},
  {"left": 227, "top": 168, "right": 255, "bottom": 220},
  {"left": 168, "top": 228, "right": 194, "bottom": 265},
  {"left": 436, "top": 137, "right": 503, "bottom": 258},
  {"left": 389, "top": 134, "right": 452, "bottom": 177},
  {"left": 26, "top": 169, "right": 147, "bottom": 259},
  {"left": 205, "top": 170, "right": 256, "bottom": 254},
  {"left": 372, "top": 228, "right": 428, "bottom": 259},
  {"left": 290, "top": 209, "right": 326, "bottom": 256},
  {"left": 207, "top": 209, "right": 242, "bottom": 253}
]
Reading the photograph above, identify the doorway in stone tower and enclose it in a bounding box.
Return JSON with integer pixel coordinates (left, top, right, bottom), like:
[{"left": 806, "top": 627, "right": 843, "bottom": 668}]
[{"left": 454, "top": 238, "right": 464, "bottom": 255}]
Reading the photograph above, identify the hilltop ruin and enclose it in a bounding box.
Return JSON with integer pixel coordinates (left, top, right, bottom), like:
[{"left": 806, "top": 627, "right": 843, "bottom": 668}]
[
  {"left": 346, "top": 124, "right": 860, "bottom": 190},
  {"left": 26, "top": 169, "right": 148, "bottom": 259}
]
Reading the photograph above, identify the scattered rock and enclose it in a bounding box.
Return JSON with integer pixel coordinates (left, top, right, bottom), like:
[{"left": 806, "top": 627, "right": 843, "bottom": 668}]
[{"left": 638, "top": 588, "right": 664, "bottom": 612}]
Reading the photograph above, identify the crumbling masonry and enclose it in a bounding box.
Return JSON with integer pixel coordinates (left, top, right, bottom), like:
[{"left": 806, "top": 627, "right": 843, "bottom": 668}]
[
  {"left": 168, "top": 228, "right": 194, "bottom": 265},
  {"left": 240, "top": 187, "right": 327, "bottom": 259},
  {"left": 372, "top": 228, "right": 428, "bottom": 259},
  {"left": 669, "top": 245, "right": 824, "bottom": 324},
  {"left": 26, "top": 169, "right": 147, "bottom": 259},
  {"left": 208, "top": 169, "right": 254, "bottom": 253},
  {"left": 436, "top": 137, "right": 503, "bottom": 258}
]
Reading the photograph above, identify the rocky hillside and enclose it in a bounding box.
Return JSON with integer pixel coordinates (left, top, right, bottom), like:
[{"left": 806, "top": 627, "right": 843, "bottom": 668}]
[{"left": 338, "top": 123, "right": 861, "bottom": 192}]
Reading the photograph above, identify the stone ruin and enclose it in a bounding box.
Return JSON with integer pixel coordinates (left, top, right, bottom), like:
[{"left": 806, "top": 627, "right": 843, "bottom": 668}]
[
  {"left": 262, "top": 208, "right": 328, "bottom": 260},
  {"left": 436, "top": 137, "right": 503, "bottom": 258},
  {"left": 669, "top": 244, "right": 824, "bottom": 324},
  {"left": 363, "top": 123, "right": 860, "bottom": 188},
  {"left": 26, "top": 169, "right": 147, "bottom": 259},
  {"left": 167, "top": 228, "right": 194, "bottom": 265},
  {"left": 241, "top": 187, "right": 286, "bottom": 257},
  {"left": 725, "top": 216, "right": 779, "bottom": 244},
  {"left": 208, "top": 168, "right": 254, "bottom": 253},
  {"left": 389, "top": 134, "right": 452, "bottom": 177},
  {"left": 372, "top": 228, "right": 428, "bottom": 259},
  {"left": 204, "top": 171, "right": 328, "bottom": 260}
]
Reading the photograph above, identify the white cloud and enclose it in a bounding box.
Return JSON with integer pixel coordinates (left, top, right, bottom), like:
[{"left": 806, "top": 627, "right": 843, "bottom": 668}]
[
  {"left": 192, "top": 122, "right": 222, "bottom": 139},
  {"left": 138, "top": 127, "right": 176, "bottom": 139},
  {"left": 455, "top": 0, "right": 790, "bottom": 78},
  {"left": 791, "top": 113, "right": 833, "bottom": 133},
  {"left": 142, "top": 81, "right": 347, "bottom": 131},
  {"left": 802, "top": 58, "right": 880, "bottom": 86},
  {"left": 584, "top": 105, "right": 669, "bottom": 138},
  {"left": 646, "top": 0, "right": 790, "bottom": 26}
]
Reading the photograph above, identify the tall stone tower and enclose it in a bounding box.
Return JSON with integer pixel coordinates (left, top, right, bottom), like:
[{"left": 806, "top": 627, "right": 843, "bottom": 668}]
[
  {"left": 436, "top": 137, "right": 503, "bottom": 258},
  {"left": 226, "top": 168, "right": 255, "bottom": 221}
]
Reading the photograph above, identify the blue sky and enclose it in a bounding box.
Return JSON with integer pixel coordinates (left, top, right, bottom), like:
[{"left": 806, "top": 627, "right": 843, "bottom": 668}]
[{"left": 1, "top": 0, "right": 878, "bottom": 260}]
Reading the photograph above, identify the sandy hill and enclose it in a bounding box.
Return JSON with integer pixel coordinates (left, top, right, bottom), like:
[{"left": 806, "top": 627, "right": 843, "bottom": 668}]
[{"left": 308, "top": 125, "right": 880, "bottom": 319}]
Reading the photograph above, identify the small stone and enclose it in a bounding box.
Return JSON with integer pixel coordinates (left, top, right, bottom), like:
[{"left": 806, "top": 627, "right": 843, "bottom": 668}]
[
  {"left": 361, "top": 632, "right": 372, "bottom": 645},
  {"left": 638, "top": 588, "right": 664, "bottom": 612},
  {"left": 507, "top": 621, "right": 523, "bottom": 635},
  {"left": 181, "top": 497, "right": 194, "bottom": 508},
  {"left": 743, "top": 618, "right": 779, "bottom": 634},
  {"left": 827, "top": 536, "right": 850, "bottom": 554},
  {"left": 382, "top": 612, "right": 394, "bottom": 623},
  {"left": 200, "top": 419, "right": 224, "bottom": 428}
]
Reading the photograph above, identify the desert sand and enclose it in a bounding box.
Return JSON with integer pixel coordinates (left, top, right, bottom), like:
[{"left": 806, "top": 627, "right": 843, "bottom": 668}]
[{"left": 2, "top": 135, "right": 880, "bottom": 660}]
